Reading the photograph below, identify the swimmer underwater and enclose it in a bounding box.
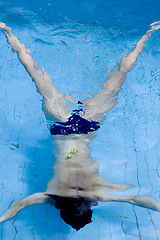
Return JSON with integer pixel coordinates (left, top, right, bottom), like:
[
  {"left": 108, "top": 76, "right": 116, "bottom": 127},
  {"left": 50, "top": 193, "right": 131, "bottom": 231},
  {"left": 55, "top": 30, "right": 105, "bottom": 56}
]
[{"left": 0, "top": 21, "right": 160, "bottom": 231}]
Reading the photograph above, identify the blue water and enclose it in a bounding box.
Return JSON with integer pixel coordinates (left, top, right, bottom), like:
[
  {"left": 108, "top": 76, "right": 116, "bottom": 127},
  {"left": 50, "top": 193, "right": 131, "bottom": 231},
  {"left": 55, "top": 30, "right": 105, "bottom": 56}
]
[{"left": 0, "top": 0, "right": 160, "bottom": 239}]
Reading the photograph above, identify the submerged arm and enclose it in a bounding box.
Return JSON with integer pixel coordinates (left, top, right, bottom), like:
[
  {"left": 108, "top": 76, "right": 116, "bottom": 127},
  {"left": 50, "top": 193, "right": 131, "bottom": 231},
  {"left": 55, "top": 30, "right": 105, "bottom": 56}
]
[
  {"left": 0, "top": 192, "right": 50, "bottom": 223},
  {"left": 98, "top": 192, "right": 160, "bottom": 211}
]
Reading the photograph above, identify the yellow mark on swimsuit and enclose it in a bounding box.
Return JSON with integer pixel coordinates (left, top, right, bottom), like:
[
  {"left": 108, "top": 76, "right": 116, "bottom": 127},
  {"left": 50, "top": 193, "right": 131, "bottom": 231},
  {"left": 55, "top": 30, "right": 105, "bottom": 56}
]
[{"left": 67, "top": 147, "right": 78, "bottom": 159}]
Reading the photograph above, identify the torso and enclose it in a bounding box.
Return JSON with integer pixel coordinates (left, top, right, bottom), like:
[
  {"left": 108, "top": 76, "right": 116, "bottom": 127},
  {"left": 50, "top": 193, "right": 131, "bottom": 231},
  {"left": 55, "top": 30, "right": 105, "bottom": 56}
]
[{"left": 46, "top": 133, "right": 100, "bottom": 199}]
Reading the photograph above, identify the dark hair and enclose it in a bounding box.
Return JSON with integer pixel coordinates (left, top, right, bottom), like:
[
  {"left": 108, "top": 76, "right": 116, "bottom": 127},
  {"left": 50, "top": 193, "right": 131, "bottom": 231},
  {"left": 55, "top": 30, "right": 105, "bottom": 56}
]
[{"left": 48, "top": 195, "right": 97, "bottom": 230}]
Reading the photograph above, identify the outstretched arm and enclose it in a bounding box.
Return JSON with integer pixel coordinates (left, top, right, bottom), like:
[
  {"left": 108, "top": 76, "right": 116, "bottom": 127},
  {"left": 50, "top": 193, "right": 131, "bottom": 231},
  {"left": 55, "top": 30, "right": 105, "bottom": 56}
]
[
  {"left": 98, "top": 192, "right": 160, "bottom": 212},
  {"left": 83, "top": 22, "right": 160, "bottom": 122},
  {"left": 0, "top": 22, "right": 75, "bottom": 121},
  {"left": 0, "top": 192, "right": 50, "bottom": 223}
]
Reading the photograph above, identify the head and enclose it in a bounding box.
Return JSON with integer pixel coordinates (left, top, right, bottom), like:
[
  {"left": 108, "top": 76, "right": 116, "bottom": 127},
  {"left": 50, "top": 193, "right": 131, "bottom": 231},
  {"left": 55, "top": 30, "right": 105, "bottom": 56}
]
[{"left": 49, "top": 195, "right": 96, "bottom": 230}]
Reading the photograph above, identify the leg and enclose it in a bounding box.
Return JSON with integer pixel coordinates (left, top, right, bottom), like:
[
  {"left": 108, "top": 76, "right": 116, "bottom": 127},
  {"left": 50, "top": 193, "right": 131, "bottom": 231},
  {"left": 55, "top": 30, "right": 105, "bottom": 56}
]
[
  {"left": 82, "top": 22, "right": 160, "bottom": 122},
  {"left": 0, "top": 192, "right": 50, "bottom": 223},
  {"left": 0, "top": 22, "right": 75, "bottom": 121}
]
